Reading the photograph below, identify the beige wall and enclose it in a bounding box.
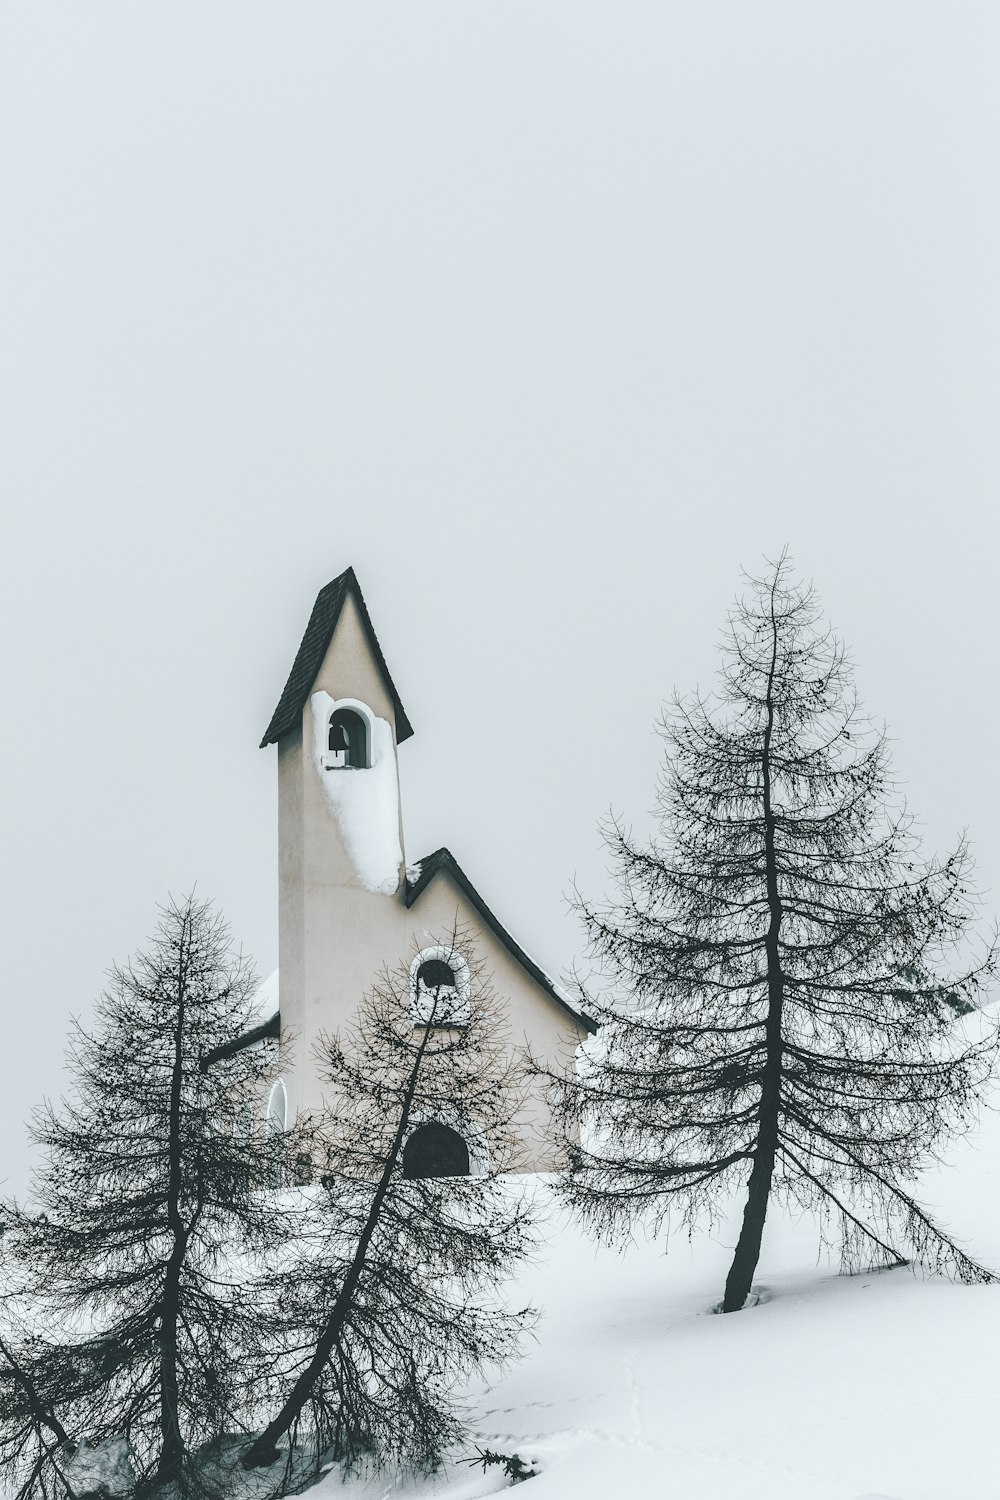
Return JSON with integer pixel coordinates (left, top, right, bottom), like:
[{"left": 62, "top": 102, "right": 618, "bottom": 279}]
[
  {"left": 401, "top": 869, "right": 587, "bottom": 1171},
  {"left": 276, "top": 589, "right": 586, "bottom": 1171},
  {"left": 278, "top": 591, "right": 411, "bottom": 1121}
]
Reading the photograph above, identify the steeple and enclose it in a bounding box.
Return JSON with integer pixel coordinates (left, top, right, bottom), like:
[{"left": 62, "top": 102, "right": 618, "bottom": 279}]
[
  {"left": 260, "top": 566, "right": 413, "bottom": 749},
  {"left": 260, "top": 568, "right": 413, "bottom": 1122}
]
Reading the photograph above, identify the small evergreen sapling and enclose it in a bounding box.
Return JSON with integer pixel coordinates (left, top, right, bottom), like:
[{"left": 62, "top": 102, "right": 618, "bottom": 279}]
[
  {"left": 462, "top": 1446, "right": 538, "bottom": 1483},
  {"left": 242, "top": 933, "right": 536, "bottom": 1478},
  {"left": 0, "top": 895, "right": 292, "bottom": 1495},
  {"left": 545, "top": 555, "right": 998, "bottom": 1311}
]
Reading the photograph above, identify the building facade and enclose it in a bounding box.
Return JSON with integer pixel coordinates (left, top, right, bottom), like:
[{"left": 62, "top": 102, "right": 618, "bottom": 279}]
[{"left": 250, "top": 568, "right": 594, "bottom": 1174}]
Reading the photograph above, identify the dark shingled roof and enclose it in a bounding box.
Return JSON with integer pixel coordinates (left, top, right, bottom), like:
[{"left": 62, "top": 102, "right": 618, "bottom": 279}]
[
  {"left": 260, "top": 566, "right": 413, "bottom": 749},
  {"left": 200, "top": 1010, "right": 280, "bottom": 1071},
  {"left": 405, "top": 847, "right": 598, "bottom": 1035}
]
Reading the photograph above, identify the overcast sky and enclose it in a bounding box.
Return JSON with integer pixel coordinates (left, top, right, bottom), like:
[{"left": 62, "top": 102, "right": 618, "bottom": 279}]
[{"left": 3, "top": 4, "right": 999, "bottom": 1192}]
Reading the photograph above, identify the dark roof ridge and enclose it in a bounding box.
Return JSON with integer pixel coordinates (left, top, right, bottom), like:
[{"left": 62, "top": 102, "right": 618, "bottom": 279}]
[
  {"left": 260, "top": 566, "right": 413, "bottom": 748},
  {"left": 405, "top": 847, "right": 597, "bottom": 1035}
]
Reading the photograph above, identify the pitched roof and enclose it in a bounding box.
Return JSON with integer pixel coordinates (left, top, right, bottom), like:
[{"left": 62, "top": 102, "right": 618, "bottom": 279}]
[
  {"left": 260, "top": 566, "right": 414, "bottom": 749},
  {"left": 205, "top": 851, "right": 597, "bottom": 1066},
  {"left": 200, "top": 1009, "right": 280, "bottom": 1071},
  {"left": 405, "top": 847, "right": 598, "bottom": 1035}
]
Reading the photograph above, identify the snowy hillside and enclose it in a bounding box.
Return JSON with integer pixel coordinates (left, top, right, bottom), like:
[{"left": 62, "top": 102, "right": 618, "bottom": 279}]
[
  {"left": 321, "top": 1104, "right": 1000, "bottom": 1500},
  {"left": 9, "top": 1108, "right": 998, "bottom": 1500}
]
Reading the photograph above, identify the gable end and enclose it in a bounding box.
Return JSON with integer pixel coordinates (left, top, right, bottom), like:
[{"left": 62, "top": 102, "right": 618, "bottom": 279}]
[{"left": 405, "top": 848, "right": 598, "bottom": 1035}]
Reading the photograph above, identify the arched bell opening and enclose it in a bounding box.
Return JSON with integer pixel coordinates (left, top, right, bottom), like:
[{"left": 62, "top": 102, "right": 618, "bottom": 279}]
[
  {"left": 327, "top": 707, "right": 369, "bottom": 768},
  {"left": 402, "top": 1120, "right": 471, "bottom": 1179}
]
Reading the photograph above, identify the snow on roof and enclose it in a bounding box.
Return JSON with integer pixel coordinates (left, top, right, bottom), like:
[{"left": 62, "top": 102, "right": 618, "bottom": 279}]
[
  {"left": 199, "top": 969, "right": 280, "bottom": 1071},
  {"left": 246, "top": 967, "right": 279, "bottom": 1028}
]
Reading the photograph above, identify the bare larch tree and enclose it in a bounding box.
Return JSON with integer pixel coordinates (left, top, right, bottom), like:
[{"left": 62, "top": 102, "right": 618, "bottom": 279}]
[
  {"left": 546, "top": 554, "right": 998, "bottom": 1312},
  {"left": 0, "top": 1323, "right": 73, "bottom": 1500},
  {"left": 242, "top": 932, "right": 536, "bottom": 1480},
  {"left": 0, "top": 895, "right": 291, "bottom": 1495}
]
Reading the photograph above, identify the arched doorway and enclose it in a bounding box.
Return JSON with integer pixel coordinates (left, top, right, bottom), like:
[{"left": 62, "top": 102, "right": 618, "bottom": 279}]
[{"left": 402, "top": 1121, "right": 471, "bottom": 1179}]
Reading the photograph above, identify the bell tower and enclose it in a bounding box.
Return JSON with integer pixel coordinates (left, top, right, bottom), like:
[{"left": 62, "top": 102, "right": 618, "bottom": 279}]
[{"left": 260, "top": 568, "right": 414, "bottom": 1120}]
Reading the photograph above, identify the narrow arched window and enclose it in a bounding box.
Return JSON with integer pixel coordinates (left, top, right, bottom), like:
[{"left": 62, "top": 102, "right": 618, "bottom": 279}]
[
  {"left": 327, "top": 708, "right": 368, "bottom": 768},
  {"left": 266, "top": 1080, "right": 287, "bottom": 1189},
  {"left": 402, "top": 1121, "right": 471, "bottom": 1179},
  {"left": 267, "top": 1079, "right": 287, "bottom": 1134}
]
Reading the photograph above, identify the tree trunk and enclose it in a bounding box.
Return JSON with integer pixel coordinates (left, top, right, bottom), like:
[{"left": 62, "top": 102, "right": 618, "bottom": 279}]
[
  {"left": 156, "top": 923, "right": 190, "bottom": 1480},
  {"left": 721, "top": 1002, "right": 782, "bottom": 1310},
  {"left": 722, "top": 601, "right": 785, "bottom": 1313},
  {"left": 242, "top": 1008, "right": 439, "bottom": 1469}
]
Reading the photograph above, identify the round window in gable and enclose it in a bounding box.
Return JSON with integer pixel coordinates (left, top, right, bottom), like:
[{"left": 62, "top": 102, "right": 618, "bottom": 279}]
[
  {"left": 410, "top": 947, "right": 470, "bottom": 1027},
  {"left": 417, "top": 957, "right": 456, "bottom": 991}
]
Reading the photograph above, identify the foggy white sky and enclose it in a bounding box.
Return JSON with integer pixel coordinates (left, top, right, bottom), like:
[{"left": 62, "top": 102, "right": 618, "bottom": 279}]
[{"left": 3, "top": 4, "right": 999, "bottom": 1193}]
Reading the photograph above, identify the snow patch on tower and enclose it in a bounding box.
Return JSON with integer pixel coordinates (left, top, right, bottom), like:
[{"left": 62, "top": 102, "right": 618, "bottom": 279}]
[{"left": 310, "top": 691, "right": 403, "bottom": 894}]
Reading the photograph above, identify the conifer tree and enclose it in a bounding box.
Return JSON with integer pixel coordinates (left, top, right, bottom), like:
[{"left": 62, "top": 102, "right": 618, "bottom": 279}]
[
  {"left": 548, "top": 554, "right": 998, "bottom": 1311},
  {"left": 242, "top": 932, "right": 535, "bottom": 1479},
  {"left": 0, "top": 895, "right": 290, "bottom": 1495},
  {"left": 0, "top": 1323, "right": 72, "bottom": 1500}
]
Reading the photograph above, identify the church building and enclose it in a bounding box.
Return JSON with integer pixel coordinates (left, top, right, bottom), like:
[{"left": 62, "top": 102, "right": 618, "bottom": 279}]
[{"left": 244, "top": 567, "right": 595, "bottom": 1175}]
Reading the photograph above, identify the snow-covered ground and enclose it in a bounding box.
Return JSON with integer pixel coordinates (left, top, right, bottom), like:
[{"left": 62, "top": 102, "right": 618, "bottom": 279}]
[
  {"left": 12, "top": 1109, "right": 998, "bottom": 1500},
  {"left": 323, "top": 1105, "right": 1000, "bottom": 1500}
]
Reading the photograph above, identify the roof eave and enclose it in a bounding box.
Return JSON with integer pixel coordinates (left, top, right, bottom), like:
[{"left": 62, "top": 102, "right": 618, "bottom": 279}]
[
  {"left": 200, "top": 1009, "right": 280, "bottom": 1071},
  {"left": 405, "top": 848, "right": 598, "bottom": 1035}
]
